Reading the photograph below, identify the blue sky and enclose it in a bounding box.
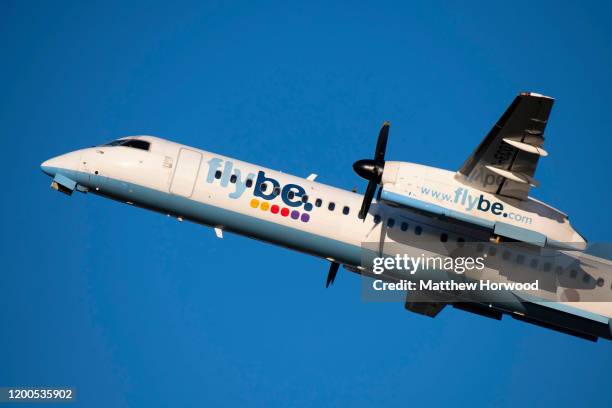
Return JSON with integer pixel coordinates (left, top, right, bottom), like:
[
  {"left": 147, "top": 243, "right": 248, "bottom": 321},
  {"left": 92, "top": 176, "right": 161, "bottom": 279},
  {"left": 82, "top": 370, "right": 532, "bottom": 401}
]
[{"left": 1, "top": 1, "right": 611, "bottom": 407}]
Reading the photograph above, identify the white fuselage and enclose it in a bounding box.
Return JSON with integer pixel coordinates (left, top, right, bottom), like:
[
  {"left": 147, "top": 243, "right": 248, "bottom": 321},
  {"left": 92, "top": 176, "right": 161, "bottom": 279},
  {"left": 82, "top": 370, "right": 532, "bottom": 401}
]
[
  {"left": 50, "top": 136, "right": 583, "bottom": 251},
  {"left": 40, "top": 135, "right": 612, "bottom": 340}
]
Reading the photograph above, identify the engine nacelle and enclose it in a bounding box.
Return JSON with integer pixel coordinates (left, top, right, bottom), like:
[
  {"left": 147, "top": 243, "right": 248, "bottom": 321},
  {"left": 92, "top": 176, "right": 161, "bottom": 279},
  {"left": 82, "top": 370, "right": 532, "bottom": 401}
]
[{"left": 378, "top": 161, "right": 585, "bottom": 249}]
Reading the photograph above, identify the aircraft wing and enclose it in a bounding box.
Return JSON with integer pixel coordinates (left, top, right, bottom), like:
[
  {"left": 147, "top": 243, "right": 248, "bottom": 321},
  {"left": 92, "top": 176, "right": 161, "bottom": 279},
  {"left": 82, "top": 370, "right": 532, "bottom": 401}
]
[{"left": 456, "top": 92, "right": 554, "bottom": 200}]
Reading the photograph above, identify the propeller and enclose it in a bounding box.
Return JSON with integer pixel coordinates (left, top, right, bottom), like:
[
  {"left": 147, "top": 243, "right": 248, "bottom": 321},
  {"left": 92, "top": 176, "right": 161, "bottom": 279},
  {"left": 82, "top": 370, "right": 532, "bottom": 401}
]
[
  {"left": 325, "top": 122, "right": 389, "bottom": 286},
  {"left": 353, "top": 121, "right": 390, "bottom": 220},
  {"left": 326, "top": 261, "right": 340, "bottom": 288}
]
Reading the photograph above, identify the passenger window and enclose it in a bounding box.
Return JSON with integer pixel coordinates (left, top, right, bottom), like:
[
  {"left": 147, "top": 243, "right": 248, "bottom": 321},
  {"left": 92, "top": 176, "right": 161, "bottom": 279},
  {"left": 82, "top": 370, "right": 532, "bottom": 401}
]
[
  {"left": 230, "top": 174, "right": 237, "bottom": 184},
  {"left": 596, "top": 277, "right": 604, "bottom": 287},
  {"left": 387, "top": 218, "right": 395, "bottom": 228},
  {"left": 414, "top": 226, "right": 422, "bottom": 235},
  {"left": 246, "top": 179, "right": 253, "bottom": 188},
  {"left": 582, "top": 274, "right": 590, "bottom": 283},
  {"left": 440, "top": 233, "right": 448, "bottom": 242},
  {"left": 570, "top": 269, "right": 577, "bottom": 279},
  {"left": 457, "top": 237, "right": 465, "bottom": 248},
  {"left": 502, "top": 251, "right": 511, "bottom": 261},
  {"left": 315, "top": 198, "right": 323, "bottom": 207},
  {"left": 543, "top": 262, "right": 552, "bottom": 272},
  {"left": 328, "top": 202, "right": 335, "bottom": 211},
  {"left": 400, "top": 222, "right": 408, "bottom": 231},
  {"left": 215, "top": 170, "right": 222, "bottom": 179},
  {"left": 342, "top": 206, "right": 350, "bottom": 215},
  {"left": 530, "top": 259, "right": 538, "bottom": 269},
  {"left": 516, "top": 254, "right": 524, "bottom": 264}
]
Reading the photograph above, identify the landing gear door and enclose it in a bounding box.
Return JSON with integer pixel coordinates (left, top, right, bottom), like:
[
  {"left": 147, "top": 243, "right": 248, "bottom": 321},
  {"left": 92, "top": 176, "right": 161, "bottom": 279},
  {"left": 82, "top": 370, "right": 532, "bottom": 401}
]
[{"left": 170, "top": 148, "right": 202, "bottom": 198}]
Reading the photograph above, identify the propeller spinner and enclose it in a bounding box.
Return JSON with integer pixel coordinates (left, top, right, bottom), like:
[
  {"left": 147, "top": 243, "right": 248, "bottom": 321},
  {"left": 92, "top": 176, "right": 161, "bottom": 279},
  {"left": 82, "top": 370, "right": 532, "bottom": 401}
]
[{"left": 353, "top": 121, "right": 390, "bottom": 220}]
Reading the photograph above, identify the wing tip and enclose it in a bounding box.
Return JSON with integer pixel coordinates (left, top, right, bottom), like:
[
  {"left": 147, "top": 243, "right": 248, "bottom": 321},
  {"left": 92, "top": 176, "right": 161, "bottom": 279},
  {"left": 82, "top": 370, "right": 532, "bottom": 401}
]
[{"left": 520, "top": 91, "right": 554, "bottom": 100}]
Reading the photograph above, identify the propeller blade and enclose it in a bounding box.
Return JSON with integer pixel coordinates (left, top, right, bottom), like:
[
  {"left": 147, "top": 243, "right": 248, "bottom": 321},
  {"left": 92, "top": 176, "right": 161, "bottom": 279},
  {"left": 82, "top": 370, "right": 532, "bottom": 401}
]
[
  {"left": 358, "top": 180, "right": 377, "bottom": 220},
  {"left": 326, "top": 261, "right": 340, "bottom": 288},
  {"left": 353, "top": 121, "right": 391, "bottom": 220},
  {"left": 374, "top": 121, "right": 390, "bottom": 162}
]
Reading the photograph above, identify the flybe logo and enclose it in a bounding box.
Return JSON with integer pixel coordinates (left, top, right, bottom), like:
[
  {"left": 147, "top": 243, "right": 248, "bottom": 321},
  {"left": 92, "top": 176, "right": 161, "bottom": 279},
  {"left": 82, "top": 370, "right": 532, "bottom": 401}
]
[
  {"left": 205, "top": 158, "right": 312, "bottom": 223},
  {"left": 418, "top": 186, "right": 532, "bottom": 224}
]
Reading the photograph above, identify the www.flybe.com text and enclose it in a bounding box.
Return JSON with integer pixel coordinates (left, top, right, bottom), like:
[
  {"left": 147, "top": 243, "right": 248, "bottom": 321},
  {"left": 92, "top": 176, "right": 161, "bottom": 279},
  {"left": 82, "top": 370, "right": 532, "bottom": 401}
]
[{"left": 419, "top": 186, "right": 533, "bottom": 224}]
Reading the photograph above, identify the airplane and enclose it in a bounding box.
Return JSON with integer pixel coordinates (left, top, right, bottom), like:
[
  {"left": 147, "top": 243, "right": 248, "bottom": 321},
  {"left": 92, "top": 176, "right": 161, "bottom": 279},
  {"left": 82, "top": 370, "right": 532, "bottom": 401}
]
[{"left": 41, "top": 92, "right": 612, "bottom": 341}]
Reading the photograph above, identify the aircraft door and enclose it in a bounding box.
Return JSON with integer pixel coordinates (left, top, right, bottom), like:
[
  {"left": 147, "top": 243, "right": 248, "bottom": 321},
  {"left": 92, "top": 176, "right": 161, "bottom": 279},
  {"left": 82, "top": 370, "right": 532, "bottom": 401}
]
[{"left": 170, "top": 148, "right": 202, "bottom": 198}]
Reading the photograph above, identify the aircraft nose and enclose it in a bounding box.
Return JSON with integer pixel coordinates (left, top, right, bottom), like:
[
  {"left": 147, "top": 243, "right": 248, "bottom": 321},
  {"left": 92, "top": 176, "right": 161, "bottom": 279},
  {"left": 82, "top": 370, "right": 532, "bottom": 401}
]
[
  {"left": 40, "top": 151, "right": 81, "bottom": 177},
  {"left": 40, "top": 158, "right": 55, "bottom": 176}
]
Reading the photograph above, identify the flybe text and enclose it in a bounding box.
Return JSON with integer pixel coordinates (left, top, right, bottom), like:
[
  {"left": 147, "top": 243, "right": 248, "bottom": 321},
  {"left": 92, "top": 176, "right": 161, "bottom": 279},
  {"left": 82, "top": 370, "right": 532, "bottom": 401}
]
[
  {"left": 205, "top": 157, "right": 312, "bottom": 211},
  {"left": 419, "top": 186, "right": 532, "bottom": 224}
]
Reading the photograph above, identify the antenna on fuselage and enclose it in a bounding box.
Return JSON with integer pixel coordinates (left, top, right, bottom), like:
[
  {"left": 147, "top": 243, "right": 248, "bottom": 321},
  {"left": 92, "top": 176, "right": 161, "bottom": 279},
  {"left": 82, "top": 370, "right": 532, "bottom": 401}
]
[{"left": 325, "top": 261, "right": 340, "bottom": 288}]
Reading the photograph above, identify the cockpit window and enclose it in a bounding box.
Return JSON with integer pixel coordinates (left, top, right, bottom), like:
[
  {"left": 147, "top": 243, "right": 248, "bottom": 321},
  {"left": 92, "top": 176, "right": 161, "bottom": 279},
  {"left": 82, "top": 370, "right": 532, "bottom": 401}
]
[
  {"left": 122, "top": 139, "right": 150, "bottom": 150},
  {"left": 103, "top": 139, "right": 126, "bottom": 146},
  {"left": 103, "top": 139, "right": 150, "bottom": 151}
]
